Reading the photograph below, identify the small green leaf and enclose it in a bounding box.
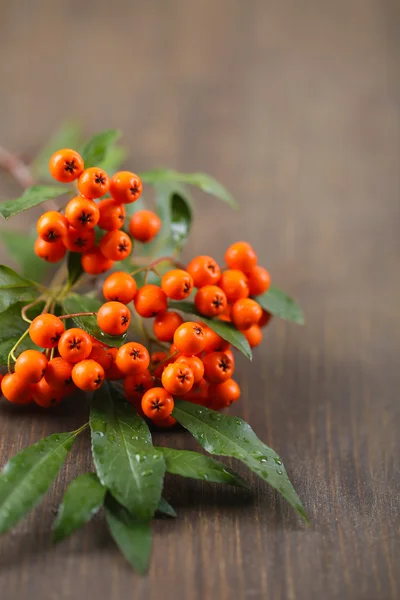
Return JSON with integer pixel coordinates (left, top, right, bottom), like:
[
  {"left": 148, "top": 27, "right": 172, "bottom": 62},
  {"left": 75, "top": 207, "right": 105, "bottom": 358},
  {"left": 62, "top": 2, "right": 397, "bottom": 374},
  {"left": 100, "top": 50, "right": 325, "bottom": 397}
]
[
  {"left": 53, "top": 473, "right": 106, "bottom": 543},
  {"left": 160, "top": 447, "right": 249, "bottom": 489},
  {"left": 170, "top": 193, "right": 192, "bottom": 249},
  {"left": 0, "top": 230, "right": 49, "bottom": 282},
  {"left": 31, "top": 121, "right": 84, "bottom": 181},
  {"left": 0, "top": 186, "right": 66, "bottom": 220},
  {"left": 62, "top": 293, "right": 126, "bottom": 347},
  {"left": 104, "top": 494, "right": 152, "bottom": 575},
  {"left": 173, "top": 400, "right": 308, "bottom": 523},
  {"left": 80, "top": 130, "right": 122, "bottom": 168},
  {"left": 90, "top": 382, "right": 166, "bottom": 521},
  {"left": 0, "top": 432, "right": 76, "bottom": 535},
  {"left": 0, "top": 265, "right": 37, "bottom": 314},
  {"left": 170, "top": 301, "right": 252, "bottom": 360},
  {"left": 255, "top": 286, "right": 304, "bottom": 324},
  {"left": 67, "top": 252, "right": 84, "bottom": 288},
  {"left": 0, "top": 301, "right": 43, "bottom": 365},
  {"left": 156, "top": 497, "right": 177, "bottom": 518}
]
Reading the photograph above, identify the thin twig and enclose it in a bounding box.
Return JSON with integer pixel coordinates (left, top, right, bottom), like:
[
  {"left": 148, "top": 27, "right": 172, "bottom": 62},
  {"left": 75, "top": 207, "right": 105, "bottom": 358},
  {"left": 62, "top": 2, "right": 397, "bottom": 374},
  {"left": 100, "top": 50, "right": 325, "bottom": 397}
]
[{"left": 0, "top": 146, "right": 34, "bottom": 188}]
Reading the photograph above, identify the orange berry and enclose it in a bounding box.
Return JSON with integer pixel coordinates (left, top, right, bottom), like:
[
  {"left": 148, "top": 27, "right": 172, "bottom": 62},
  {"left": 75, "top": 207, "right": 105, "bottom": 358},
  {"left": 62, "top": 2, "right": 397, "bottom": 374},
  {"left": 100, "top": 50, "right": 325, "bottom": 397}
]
[
  {"left": 208, "top": 378, "right": 240, "bottom": 409},
  {"left": 14, "top": 349, "right": 48, "bottom": 384},
  {"left": 31, "top": 378, "right": 63, "bottom": 408},
  {"left": 99, "top": 230, "right": 132, "bottom": 261},
  {"left": 175, "top": 356, "right": 204, "bottom": 383},
  {"left": 219, "top": 270, "right": 249, "bottom": 303},
  {"left": 151, "top": 351, "right": 174, "bottom": 379},
  {"left": 141, "top": 387, "right": 174, "bottom": 421},
  {"left": 78, "top": 167, "right": 109, "bottom": 199},
  {"left": 154, "top": 415, "right": 177, "bottom": 428},
  {"left": 153, "top": 311, "right": 184, "bottom": 342},
  {"left": 161, "top": 269, "right": 193, "bottom": 300},
  {"left": 49, "top": 148, "right": 84, "bottom": 183},
  {"left": 37, "top": 211, "right": 68, "bottom": 244},
  {"left": 162, "top": 362, "right": 194, "bottom": 396},
  {"left": 186, "top": 255, "right": 221, "bottom": 287},
  {"left": 173, "top": 322, "right": 205, "bottom": 356},
  {"left": 247, "top": 266, "right": 271, "bottom": 296},
  {"left": 44, "top": 357, "right": 73, "bottom": 390},
  {"left": 63, "top": 226, "right": 95, "bottom": 253},
  {"left": 115, "top": 342, "right": 150, "bottom": 375},
  {"left": 97, "top": 301, "right": 131, "bottom": 336},
  {"left": 81, "top": 246, "right": 114, "bottom": 275},
  {"left": 231, "top": 298, "right": 262, "bottom": 330},
  {"left": 259, "top": 310, "right": 272, "bottom": 328},
  {"left": 124, "top": 369, "right": 154, "bottom": 402},
  {"left": 58, "top": 328, "right": 92, "bottom": 363},
  {"left": 225, "top": 241, "right": 257, "bottom": 273},
  {"left": 134, "top": 284, "right": 167, "bottom": 318},
  {"left": 97, "top": 198, "right": 126, "bottom": 231},
  {"left": 65, "top": 196, "right": 100, "bottom": 230},
  {"left": 242, "top": 324, "right": 262, "bottom": 347},
  {"left": 183, "top": 378, "right": 209, "bottom": 406},
  {"left": 105, "top": 347, "right": 124, "bottom": 380},
  {"left": 194, "top": 285, "right": 227, "bottom": 317},
  {"left": 72, "top": 359, "right": 104, "bottom": 391},
  {"left": 29, "top": 314, "right": 65, "bottom": 348},
  {"left": 103, "top": 272, "right": 137, "bottom": 304},
  {"left": 202, "top": 324, "right": 230, "bottom": 353},
  {"left": 128, "top": 210, "right": 161, "bottom": 242},
  {"left": 34, "top": 238, "right": 66, "bottom": 263},
  {"left": 88, "top": 345, "right": 113, "bottom": 371},
  {"left": 1, "top": 373, "right": 32, "bottom": 404},
  {"left": 110, "top": 171, "right": 142, "bottom": 204},
  {"left": 202, "top": 351, "right": 234, "bottom": 384}
]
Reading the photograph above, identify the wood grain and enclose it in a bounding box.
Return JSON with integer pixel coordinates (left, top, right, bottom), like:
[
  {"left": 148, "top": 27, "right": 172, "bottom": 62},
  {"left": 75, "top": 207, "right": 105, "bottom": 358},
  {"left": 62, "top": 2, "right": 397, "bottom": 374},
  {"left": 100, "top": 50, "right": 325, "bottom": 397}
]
[{"left": 0, "top": 0, "right": 399, "bottom": 598}]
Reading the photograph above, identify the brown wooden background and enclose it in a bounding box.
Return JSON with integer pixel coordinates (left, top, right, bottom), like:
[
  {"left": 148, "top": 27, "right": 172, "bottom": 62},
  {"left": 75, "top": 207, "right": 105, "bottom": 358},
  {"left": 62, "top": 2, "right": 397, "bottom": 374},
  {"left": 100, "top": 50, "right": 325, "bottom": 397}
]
[{"left": 0, "top": 1, "right": 399, "bottom": 598}]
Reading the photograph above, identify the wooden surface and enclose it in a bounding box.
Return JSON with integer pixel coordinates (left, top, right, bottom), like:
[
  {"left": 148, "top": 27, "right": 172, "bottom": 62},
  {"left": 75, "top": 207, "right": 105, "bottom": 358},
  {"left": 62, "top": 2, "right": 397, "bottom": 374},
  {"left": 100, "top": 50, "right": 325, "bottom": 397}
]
[{"left": 0, "top": 1, "right": 399, "bottom": 598}]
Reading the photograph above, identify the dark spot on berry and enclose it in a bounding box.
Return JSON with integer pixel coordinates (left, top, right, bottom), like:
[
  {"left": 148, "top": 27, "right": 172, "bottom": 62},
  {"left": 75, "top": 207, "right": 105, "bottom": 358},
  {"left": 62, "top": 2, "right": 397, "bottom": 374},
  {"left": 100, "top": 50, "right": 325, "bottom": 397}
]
[
  {"left": 121, "top": 315, "right": 129, "bottom": 325},
  {"left": 118, "top": 214, "right": 124, "bottom": 221},
  {"left": 51, "top": 333, "right": 62, "bottom": 343},
  {"left": 118, "top": 241, "right": 128, "bottom": 253},
  {"left": 69, "top": 337, "right": 81, "bottom": 350},
  {"left": 94, "top": 375, "right": 103, "bottom": 386},
  {"left": 212, "top": 295, "right": 224, "bottom": 309},
  {"left": 47, "top": 230, "right": 59, "bottom": 241},
  {"left": 41, "top": 368, "right": 46, "bottom": 377},
  {"left": 219, "top": 358, "right": 230, "bottom": 373},
  {"left": 50, "top": 397, "right": 58, "bottom": 405},
  {"left": 193, "top": 326, "right": 203, "bottom": 337},
  {"left": 65, "top": 160, "right": 76, "bottom": 174},
  {"left": 135, "top": 383, "right": 146, "bottom": 393},
  {"left": 95, "top": 174, "right": 106, "bottom": 185},
  {"left": 74, "top": 237, "right": 87, "bottom": 248},
  {"left": 78, "top": 212, "right": 92, "bottom": 225},
  {"left": 151, "top": 399, "right": 163, "bottom": 411},
  {"left": 177, "top": 371, "right": 190, "bottom": 383},
  {"left": 64, "top": 377, "right": 72, "bottom": 386},
  {"left": 130, "top": 185, "right": 139, "bottom": 196},
  {"left": 183, "top": 282, "right": 191, "bottom": 294},
  {"left": 129, "top": 348, "right": 141, "bottom": 360},
  {"left": 207, "top": 262, "right": 216, "bottom": 273}
]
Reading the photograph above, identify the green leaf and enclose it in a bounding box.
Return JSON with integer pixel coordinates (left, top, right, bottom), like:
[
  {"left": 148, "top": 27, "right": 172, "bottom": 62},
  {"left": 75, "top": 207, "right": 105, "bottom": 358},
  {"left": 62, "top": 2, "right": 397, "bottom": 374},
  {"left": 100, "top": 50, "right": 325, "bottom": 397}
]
[
  {"left": 67, "top": 252, "right": 84, "bottom": 288},
  {"left": 160, "top": 447, "right": 250, "bottom": 489},
  {"left": 80, "top": 130, "right": 122, "bottom": 168},
  {"left": 255, "top": 286, "right": 304, "bottom": 324},
  {"left": 0, "top": 230, "right": 49, "bottom": 282},
  {"left": 0, "top": 301, "right": 43, "bottom": 365},
  {"left": 90, "top": 381, "right": 166, "bottom": 521},
  {"left": 53, "top": 473, "right": 106, "bottom": 543},
  {"left": 97, "top": 145, "right": 127, "bottom": 175},
  {"left": 62, "top": 293, "right": 126, "bottom": 347},
  {"left": 0, "top": 186, "right": 66, "bottom": 220},
  {"left": 173, "top": 400, "right": 308, "bottom": 523},
  {"left": 31, "top": 121, "right": 84, "bottom": 181},
  {"left": 156, "top": 497, "right": 177, "bottom": 518},
  {"left": 170, "top": 192, "right": 192, "bottom": 249},
  {"left": 0, "top": 432, "right": 76, "bottom": 535},
  {"left": 170, "top": 301, "right": 252, "bottom": 360},
  {"left": 0, "top": 265, "right": 37, "bottom": 314},
  {"left": 104, "top": 494, "right": 152, "bottom": 575}
]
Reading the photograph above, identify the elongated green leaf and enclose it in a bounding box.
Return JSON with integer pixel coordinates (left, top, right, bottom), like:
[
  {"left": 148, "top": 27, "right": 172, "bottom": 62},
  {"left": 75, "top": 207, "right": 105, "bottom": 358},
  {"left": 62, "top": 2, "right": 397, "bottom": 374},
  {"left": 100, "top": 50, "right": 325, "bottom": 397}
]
[
  {"left": 67, "top": 252, "right": 84, "bottom": 288},
  {"left": 53, "top": 473, "right": 106, "bottom": 543},
  {"left": 255, "top": 286, "right": 304, "bottom": 324},
  {"left": 62, "top": 293, "right": 126, "bottom": 347},
  {"left": 170, "top": 301, "right": 252, "bottom": 359},
  {"left": 0, "top": 265, "right": 37, "bottom": 314},
  {"left": 0, "top": 186, "right": 66, "bottom": 220},
  {"left": 90, "top": 382, "right": 166, "bottom": 521},
  {"left": 160, "top": 447, "right": 249, "bottom": 489},
  {"left": 156, "top": 497, "right": 177, "bottom": 518},
  {"left": 170, "top": 193, "right": 192, "bottom": 249},
  {"left": 0, "top": 230, "right": 49, "bottom": 282},
  {"left": 80, "top": 130, "right": 122, "bottom": 168},
  {"left": 31, "top": 121, "right": 84, "bottom": 181},
  {"left": 0, "top": 432, "right": 76, "bottom": 534},
  {"left": 104, "top": 495, "right": 152, "bottom": 575},
  {"left": 0, "top": 301, "right": 43, "bottom": 364},
  {"left": 173, "top": 400, "right": 308, "bottom": 523}
]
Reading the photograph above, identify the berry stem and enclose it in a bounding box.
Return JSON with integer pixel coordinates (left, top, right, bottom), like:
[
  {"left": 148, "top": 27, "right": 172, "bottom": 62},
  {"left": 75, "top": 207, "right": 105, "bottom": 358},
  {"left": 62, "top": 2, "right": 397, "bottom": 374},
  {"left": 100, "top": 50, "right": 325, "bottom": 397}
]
[
  {"left": 21, "top": 296, "right": 46, "bottom": 323},
  {"left": 0, "top": 146, "right": 34, "bottom": 188},
  {"left": 58, "top": 312, "right": 96, "bottom": 320},
  {"left": 150, "top": 349, "right": 179, "bottom": 374},
  {"left": 72, "top": 422, "right": 89, "bottom": 436},
  {"left": 129, "top": 256, "right": 186, "bottom": 277},
  {"left": 7, "top": 329, "right": 30, "bottom": 373}
]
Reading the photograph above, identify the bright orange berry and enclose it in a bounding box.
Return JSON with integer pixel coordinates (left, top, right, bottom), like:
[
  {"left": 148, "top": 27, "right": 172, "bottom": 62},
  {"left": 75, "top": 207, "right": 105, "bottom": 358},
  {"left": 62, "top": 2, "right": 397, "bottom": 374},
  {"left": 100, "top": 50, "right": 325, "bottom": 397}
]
[
  {"left": 259, "top": 310, "right": 272, "bottom": 328},
  {"left": 219, "top": 270, "right": 249, "bottom": 303},
  {"left": 141, "top": 387, "right": 174, "bottom": 421},
  {"left": 78, "top": 167, "right": 109, "bottom": 199},
  {"left": 225, "top": 242, "right": 257, "bottom": 273},
  {"left": 88, "top": 345, "right": 113, "bottom": 371},
  {"left": 58, "top": 328, "right": 92, "bottom": 363},
  {"left": 128, "top": 210, "right": 161, "bottom": 242},
  {"left": 208, "top": 378, "right": 240, "bottom": 409},
  {"left": 110, "top": 171, "right": 142, "bottom": 204},
  {"left": 49, "top": 149, "right": 84, "bottom": 183},
  {"left": 105, "top": 347, "right": 124, "bottom": 380},
  {"left": 202, "top": 351, "right": 234, "bottom": 384},
  {"left": 231, "top": 298, "right": 262, "bottom": 330},
  {"left": 29, "top": 314, "right": 65, "bottom": 348},
  {"left": 161, "top": 269, "right": 193, "bottom": 300},
  {"left": 1, "top": 373, "right": 32, "bottom": 404},
  {"left": 175, "top": 356, "right": 204, "bottom": 383},
  {"left": 63, "top": 226, "right": 95, "bottom": 253},
  {"left": 44, "top": 357, "right": 73, "bottom": 390},
  {"left": 81, "top": 246, "right": 114, "bottom": 275},
  {"left": 124, "top": 369, "right": 154, "bottom": 402},
  {"left": 14, "top": 350, "right": 48, "bottom": 384},
  {"left": 37, "top": 211, "right": 68, "bottom": 244},
  {"left": 186, "top": 255, "right": 221, "bottom": 287},
  {"left": 31, "top": 378, "right": 63, "bottom": 408},
  {"left": 72, "top": 359, "right": 104, "bottom": 391},
  {"left": 99, "top": 230, "right": 132, "bottom": 261},
  {"left": 134, "top": 284, "right": 167, "bottom": 318},
  {"left": 173, "top": 322, "right": 205, "bottom": 356},
  {"left": 65, "top": 196, "right": 100, "bottom": 230},
  {"left": 103, "top": 272, "right": 137, "bottom": 304},
  {"left": 34, "top": 238, "right": 66, "bottom": 263},
  {"left": 97, "top": 198, "right": 126, "bottom": 231},
  {"left": 153, "top": 311, "right": 184, "bottom": 342},
  {"left": 97, "top": 301, "right": 131, "bottom": 336},
  {"left": 202, "top": 324, "right": 230, "bottom": 353},
  {"left": 115, "top": 342, "right": 150, "bottom": 375},
  {"left": 242, "top": 324, "right": 262, "bottom": 347},
  {"left": 194, "top": 285, "right": 227, "bottom": 317},
  {"left": 162, "top": 362, "right": 194, "bottom": 396},
  {"left": 183, "top": 378, "right": 209, "bottom": 406},
  {"left": 247, "top": 266, "right": 271, "bottom": 296}
]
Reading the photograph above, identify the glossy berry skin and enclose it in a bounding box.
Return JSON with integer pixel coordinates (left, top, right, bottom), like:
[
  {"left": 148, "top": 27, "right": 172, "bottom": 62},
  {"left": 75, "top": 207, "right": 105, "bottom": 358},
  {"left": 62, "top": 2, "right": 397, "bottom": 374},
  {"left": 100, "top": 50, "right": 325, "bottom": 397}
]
[
  {"left": 37, "top": 211, "right": 68, "bottom": 244},
  {"left": 183, "top": 378, "right": 209, "bottom": 406},
  {"left": 153, "top": 311, "right": 183, "bottom": 342},
  {"left": 175, "top": 356, "right": 204, "bottom": 384},
  {"left": 103, "top": 272, "right": 137, "bottom": 304},
  {"left": 225, "top": 241, "right": 258, "bottom": 273},
  {"left": 30, "top": 378, "right": 63, "bottom": 408},
  {"left": 65, "top": 196, "right": 100, "bottom": 230},
  {"left": 186, "top": 255, "right": 221, "bottom": 287},
  {"left": 243, "top": 324, "right": 263, "bottom": 347},
  {"left": 29, "top": 314, "right": 65, "bottom": 348},
  {"left": 34, "top": 238, "right": 66, "bottom": 263},
  {"left": 99, "top": 230, "right": 132, "bottom": 261},
  {"left": 49, "top": 149, "right": 84, "bottom": 183},
  {"left": 202, "top": 324, "right": 230, "bottom": 353},
  {"left": 44, "top": 357, "right": 74, "bottom": 390},
  {"left": 14, "top": 350, "right": 48, "bottom": 384},
  {"left": 247, "top": 266, "right": 271, "bottom": 296},
  {"left": 162, "top": 362, "right": 194, "bottom": 396},
  {"left": 194, "top": 285, "right": 227, "bottom": 317},
  {"left": 78, "top": 167, "right": 109, "bottom": 199},
  {"left": 155, "top": 415, "right": 177, "bottom": 428},
  {"left": 259, "top": 309, "right": 272, "bottom": 328},
  {"left": 173, "top": 322, "right": 205, "bottom": 356},
  {"left": 105, "top": 348, "right": 125, "bottom": 380},
  {"left": 208, "top": 378, "right": 240, "bottom": 409},
  {"left": 63, "top": 226, "right": 95, "bottom": 253},
  {"left": 110, "top": 171, "right": 142, "bottom": 204},
  {"left": 98, "top": 198, "right": 126, "bottom": 231},
  {"left": 58, "top": 328, "right": 92, "bottom": 363},
  {"left": 161, "top": 269, "right": 193, "bottom": 300},
  {"left": 141, "top": 387, "right": 174, "bottom": 421},
  {"left": 124, "top": 369, "right": 154, "bottom": 402},
  {"left": 88, "top": 345, "right": 113, "bottom": 371},
  {"left": 219, "top": 270, "right": 249, "bottom": 303},
  {"left": 202, "top": 351, "right": 234, "bottom": 384},
  {"left": 129, "top": 210, "right": 161, "bottom": 242},
  {"left": 72, "top": 359, "right": 105, "bottom": 391},
  {"left": 115, "top": 342, "right": 150, "bottom": 375},
  {"left": 134, "top": 285, "right": 168, "bottom": 318},
  {"left": 97, "top": 301, "right": 131, "bottom": 336},
  {"left": 231, "top": 298, "right": 262, "bottom": 330},
  {"left": 81, "top": 246, "right": 114, "bottom": 275},
  {"left": 1, "top": 373, "right": 32, "bottom": 404}
]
